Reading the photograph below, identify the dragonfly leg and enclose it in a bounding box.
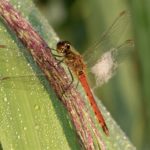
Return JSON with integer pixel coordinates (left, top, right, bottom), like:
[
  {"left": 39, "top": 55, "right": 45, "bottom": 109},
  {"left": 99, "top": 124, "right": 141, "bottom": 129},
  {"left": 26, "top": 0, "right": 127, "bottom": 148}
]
[
  {"left": 52, "top": 56, "right": 77, "bottom": 96},
  {"left": 57, "top": 58, "right": 65, "bottom": 65},
  {"left": 61, "top": 66, "right": 74, "bottom": 96},
  {"left": 52, "top": 54, "right": 64, "bottom": 62},
  {"left": 49, "top": 46, "right": 64, "bottom": 58},
  {"left": 67, "top": 66, "right": 74, "bottom": 86},
  {"left": 47, "top": 46, "right": 64, "bottom": 60},
  {"left": 75, "top": 79, "right": 79, "bottom": 89},
  {"left": 45, "top": 46, "right": 57, "bottom": 52},
  {"left": 52, "top": 54, "right": 63, "bottom": 58},
  {"left": 51, "top": 51, "right": 65, "bottom": 63}
]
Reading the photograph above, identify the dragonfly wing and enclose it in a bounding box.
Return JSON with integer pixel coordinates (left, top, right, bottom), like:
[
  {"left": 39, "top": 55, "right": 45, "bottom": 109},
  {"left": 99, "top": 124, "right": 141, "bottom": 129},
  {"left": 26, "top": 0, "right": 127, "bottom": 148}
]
[
  {"left": 0, "top": 46, "right": 36, "bottom": 66},
  {"left": 0, "top": 75, "right": 45, "bottom": 91},
  {"left": 90, "top": 40, "right": 134, "bottom": 88},
  {"left": 83, "top": 10, "right": 133, "bottom": 68},
  {"left": 0, "top": 46, "right": 46, "bottom": 90}
]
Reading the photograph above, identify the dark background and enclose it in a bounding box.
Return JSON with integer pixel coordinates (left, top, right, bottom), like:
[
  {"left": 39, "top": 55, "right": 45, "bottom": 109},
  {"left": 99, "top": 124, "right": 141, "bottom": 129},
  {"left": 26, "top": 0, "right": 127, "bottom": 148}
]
[{"left": 34, "top": 0, "right": 150, "bottom": 149}]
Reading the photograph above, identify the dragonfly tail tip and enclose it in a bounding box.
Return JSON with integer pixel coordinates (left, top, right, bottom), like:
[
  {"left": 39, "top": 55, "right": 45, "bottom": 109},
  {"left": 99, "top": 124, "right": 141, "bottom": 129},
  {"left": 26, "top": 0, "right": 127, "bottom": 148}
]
[{"left": 103, "top": 125, "right": 109, "bottom": 136}]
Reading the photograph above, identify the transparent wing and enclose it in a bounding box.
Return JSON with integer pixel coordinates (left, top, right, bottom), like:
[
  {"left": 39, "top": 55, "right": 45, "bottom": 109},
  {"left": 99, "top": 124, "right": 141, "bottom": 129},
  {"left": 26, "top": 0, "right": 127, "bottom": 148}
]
[
  {"left": 0, "top": 46, "right": 46, "bottom": 90},
  {"left": 90, "top": 39, "right": 134, "bottom": 88},
  {"left": 83, "top": 10, "right": 133, "bottom": 68},
  {"left": 0, "top": 45, "right": 36, "bottom": 66},
  {"left": 0, "top": 75, "right": 46, "bottom": 91}
]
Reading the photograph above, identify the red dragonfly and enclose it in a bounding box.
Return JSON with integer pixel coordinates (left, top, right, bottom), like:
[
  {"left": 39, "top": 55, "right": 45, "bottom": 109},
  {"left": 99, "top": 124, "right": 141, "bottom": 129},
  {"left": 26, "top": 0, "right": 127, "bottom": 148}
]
[
  {"left": 53, "top": 10, "right": 133, "bottom": 135},
  {"left": 56, "top": 40, "right": 110, "bottom": 135},
  {"left": 0, "top": 11, "right": 134, "bottom": 136}
]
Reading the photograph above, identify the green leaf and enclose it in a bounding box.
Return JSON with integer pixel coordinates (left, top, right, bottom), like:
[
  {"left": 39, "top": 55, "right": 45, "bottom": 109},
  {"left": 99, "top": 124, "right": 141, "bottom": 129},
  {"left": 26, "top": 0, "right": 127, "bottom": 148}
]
[
  {"left": 0, "top": 0, "right": 80, "bottom": 150},
  {"left": 0, "top": 0, "right": 136, "bottom": 149}
]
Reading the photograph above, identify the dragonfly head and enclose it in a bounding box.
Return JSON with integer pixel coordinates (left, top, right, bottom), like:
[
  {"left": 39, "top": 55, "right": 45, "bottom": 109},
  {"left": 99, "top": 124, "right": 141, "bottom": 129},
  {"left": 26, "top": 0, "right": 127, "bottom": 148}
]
[{"left": 56, "top": 41, "right": 71, "bottom": 54}]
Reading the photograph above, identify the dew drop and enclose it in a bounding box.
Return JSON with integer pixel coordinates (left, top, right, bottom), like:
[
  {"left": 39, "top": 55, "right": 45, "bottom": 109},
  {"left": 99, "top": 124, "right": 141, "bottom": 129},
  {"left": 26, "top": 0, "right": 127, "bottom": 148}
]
[
  {"left": 106, "top": 112, "right": 110, "bottom": 116},
  {"left": 34, "top": 104, "right": 40, "bottom": 110},
  {"left": 18, "top": 113, "right": 21, "bottom": 117},
  {"left": 35, "top": 125, "right": 39, "bottom": 130},
  {"left": 23, "top": 126, "right": 27, "bottom": 130},
  {"left": 17, "top": 135, "right": 21, "bottom": 139},
  {"left": 4, "top": 97, "right": 8, "bottom": 102},
  {"left": 17, "top": 2, "right": 21, "bottom": 8},
  {"left": 123, "top": 136, "right": 127, "bottom": 140}
]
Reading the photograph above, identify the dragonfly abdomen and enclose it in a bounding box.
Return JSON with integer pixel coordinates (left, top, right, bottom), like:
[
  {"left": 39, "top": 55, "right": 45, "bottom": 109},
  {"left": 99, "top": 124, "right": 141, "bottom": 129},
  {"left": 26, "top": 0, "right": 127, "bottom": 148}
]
[{"left": 79, "top": 73, "right": 109, "bottom": 136}]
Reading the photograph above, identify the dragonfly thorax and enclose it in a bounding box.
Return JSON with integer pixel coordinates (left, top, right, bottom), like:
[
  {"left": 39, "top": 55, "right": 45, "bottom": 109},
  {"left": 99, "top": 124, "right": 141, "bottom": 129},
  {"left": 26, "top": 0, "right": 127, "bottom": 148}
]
[{"left": 56, "top": 41, "right": 86, "bottom": 76}]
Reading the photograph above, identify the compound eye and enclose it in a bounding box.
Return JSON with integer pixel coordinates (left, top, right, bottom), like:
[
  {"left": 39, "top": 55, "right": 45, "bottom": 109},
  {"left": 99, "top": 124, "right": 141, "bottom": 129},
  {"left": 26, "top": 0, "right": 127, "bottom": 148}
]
[{"left": 66, "top": 43, "right": 70, "bottom": 49}]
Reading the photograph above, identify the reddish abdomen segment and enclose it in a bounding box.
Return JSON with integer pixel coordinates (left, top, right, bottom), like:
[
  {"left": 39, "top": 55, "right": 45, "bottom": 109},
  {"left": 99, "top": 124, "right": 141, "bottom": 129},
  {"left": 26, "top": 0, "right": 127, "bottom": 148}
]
[{"left": 78, "top": 73, "right": 109, "bottom": 136}]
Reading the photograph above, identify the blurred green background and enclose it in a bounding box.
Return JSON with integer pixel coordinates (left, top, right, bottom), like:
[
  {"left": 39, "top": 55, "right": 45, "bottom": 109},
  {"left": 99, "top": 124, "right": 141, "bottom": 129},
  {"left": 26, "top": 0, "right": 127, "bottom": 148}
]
[{"left": 33, "top": 0, "right": 150, "bottom": 149}]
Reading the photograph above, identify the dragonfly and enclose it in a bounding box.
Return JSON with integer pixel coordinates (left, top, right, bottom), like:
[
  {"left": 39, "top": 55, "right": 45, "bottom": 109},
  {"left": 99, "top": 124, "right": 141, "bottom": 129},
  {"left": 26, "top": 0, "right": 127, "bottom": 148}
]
[
  {"left": 56, "top": 40, "right": 110, "bottom": 135},
  {"left": 0, "top": 10, "right": 134, "bottom": 136}
]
